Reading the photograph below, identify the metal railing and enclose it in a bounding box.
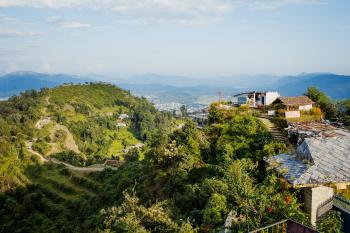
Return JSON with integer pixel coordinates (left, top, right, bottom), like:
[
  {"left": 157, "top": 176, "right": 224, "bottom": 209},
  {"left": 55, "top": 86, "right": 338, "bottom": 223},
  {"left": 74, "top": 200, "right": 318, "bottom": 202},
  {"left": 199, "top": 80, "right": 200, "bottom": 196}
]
[
  {"left": 249, "top": 220, "right": 288, "bottom": 233},
  {"left": 334, "top": 194, "right": 350, "bottom": 214},
  {"left": 249, "top": 219, "right": 318, "bottom": 233},
  {"left": 220, "top": 195, "right": 350, "bottom": 233},
  {"left": 219, "top": 219, "right": 317, "bottom": 233},
  {"left": 316, "top": 196, "right": 334, "bottom": 218}
]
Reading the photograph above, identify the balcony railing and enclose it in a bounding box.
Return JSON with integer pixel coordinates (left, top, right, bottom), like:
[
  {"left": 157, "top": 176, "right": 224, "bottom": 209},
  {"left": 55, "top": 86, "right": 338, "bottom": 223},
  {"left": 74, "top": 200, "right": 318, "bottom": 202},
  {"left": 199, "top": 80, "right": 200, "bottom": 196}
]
[
  {"left": 333, "top": 194, "right": 350, "bottom": 214},
  {"left": 219, "top": 219, "right": 317, "bottom": 233},
  {"left": 249, "top": 220, "right": 318, "bottom": 233},
  {"left": 317, "top": 196, "right": 334, "bottom": 218}
]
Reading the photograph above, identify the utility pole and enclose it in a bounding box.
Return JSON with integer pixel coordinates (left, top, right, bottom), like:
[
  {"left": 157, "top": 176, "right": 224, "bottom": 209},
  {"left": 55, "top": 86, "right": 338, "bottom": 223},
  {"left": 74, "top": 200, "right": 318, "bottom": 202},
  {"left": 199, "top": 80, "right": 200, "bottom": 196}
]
[{"left": 218, "top": 91, "right": 224, "bottom": 103}]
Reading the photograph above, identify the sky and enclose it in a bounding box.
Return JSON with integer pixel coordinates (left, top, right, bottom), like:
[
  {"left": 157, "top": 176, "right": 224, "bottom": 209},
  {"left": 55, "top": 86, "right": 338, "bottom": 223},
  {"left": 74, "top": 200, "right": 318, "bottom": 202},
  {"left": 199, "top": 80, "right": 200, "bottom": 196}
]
[{"left": 0, "top": 0, "right": 349, "bottom": 77}]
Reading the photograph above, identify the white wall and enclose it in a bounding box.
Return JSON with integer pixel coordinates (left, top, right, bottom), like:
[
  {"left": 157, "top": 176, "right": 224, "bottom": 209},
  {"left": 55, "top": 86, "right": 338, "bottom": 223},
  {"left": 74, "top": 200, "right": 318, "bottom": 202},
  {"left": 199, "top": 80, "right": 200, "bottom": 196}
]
[
  {"left": 265, "top": 92, "right": 280, "bottom": 105},
  {"left": 285, "top": 110, "right": 301, "bottom": 118},
  {"left": 304, "top": 186, "right": 334, "bottom": 226},
  {"left": 299, "top": 104, "right": 313, "bottom": 111}
]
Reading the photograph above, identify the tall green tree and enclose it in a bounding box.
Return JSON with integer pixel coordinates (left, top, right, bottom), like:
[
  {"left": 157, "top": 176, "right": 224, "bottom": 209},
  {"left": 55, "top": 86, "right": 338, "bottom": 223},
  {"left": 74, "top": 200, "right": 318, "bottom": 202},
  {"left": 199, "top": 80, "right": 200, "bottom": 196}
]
[{"left": 305, "top": 87, "right": 335, "bottom": 118}]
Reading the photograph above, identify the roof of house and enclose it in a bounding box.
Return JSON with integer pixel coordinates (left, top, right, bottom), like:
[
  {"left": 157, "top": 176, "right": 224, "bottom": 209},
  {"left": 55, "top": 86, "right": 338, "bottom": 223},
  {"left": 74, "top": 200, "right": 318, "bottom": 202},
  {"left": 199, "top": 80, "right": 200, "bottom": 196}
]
[
  {"left": 275, "top": 96, "right": 314, "bottom": 106},
  {"left": 265, "top": 127, "right": 350, "bottom": 187},
  {"left": 233, "top": 91, "right": 279, "bottom": 97},
  {"left": 119, "top": 113, "right": 129, "bottom": 119},
  {"left": 104, "top": 160, "right": 120, "bottom": 166}
]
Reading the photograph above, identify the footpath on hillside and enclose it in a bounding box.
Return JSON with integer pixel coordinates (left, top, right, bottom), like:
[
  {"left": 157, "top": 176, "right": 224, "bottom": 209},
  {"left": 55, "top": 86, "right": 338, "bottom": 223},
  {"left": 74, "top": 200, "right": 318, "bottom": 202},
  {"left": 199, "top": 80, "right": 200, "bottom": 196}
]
[
  {"left": 26, "top": 95, "right": 118, "bottom": 173},
  {"left": 258, "top": 114, "right": 296, "bottom": 153},
  {"left": 258, "top": 116, "right": 289, "bottom": 143},
  {"left": 26, "top": 140, "right": 118, "bottom": 173}
]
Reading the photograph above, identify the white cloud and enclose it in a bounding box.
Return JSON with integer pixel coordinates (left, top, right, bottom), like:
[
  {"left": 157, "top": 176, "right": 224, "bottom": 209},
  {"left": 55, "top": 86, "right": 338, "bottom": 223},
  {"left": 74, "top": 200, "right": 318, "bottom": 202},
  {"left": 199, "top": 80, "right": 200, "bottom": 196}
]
[
  {"left": 57, "top": 21, "right": 90, "bottom": 29},
  {"left": 0, "top": 0, "right": 327, "bottom": 11},
  {"left": 0, "top": 14, "right": 17, "bottom": 22},
  {"left": 0, "top": 28, "right": 41, "bottom": 37},
  {"left": 0, "top": 0, "right": 232, "bottom": 13},
  {"left": 47, "top": 16, "right": 90, "bottom": 29},
  {"left": 0, "top": 0, "right": 327, "bottom": 27},
  {"left": 0, "top": 0, "right": 232, "bottom": 26},
  {"left": 246, "top": 0, "right": 327, "bottom": 11}
]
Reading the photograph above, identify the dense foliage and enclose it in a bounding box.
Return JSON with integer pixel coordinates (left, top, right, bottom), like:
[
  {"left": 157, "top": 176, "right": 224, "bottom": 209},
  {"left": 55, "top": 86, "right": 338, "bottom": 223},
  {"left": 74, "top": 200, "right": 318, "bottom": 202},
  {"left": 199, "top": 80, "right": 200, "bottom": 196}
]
[
  {"left": 316, "top": 210, "right": 343, "bottom": 233},
  {"left": 305, "top": 86, "right": 350, "bottom": 126},
  {"left": 0, "top": 83, "right": 172, "bottom": 190},
  {"left": 0, "top": 85, "right": 345, "bottom": 232}
]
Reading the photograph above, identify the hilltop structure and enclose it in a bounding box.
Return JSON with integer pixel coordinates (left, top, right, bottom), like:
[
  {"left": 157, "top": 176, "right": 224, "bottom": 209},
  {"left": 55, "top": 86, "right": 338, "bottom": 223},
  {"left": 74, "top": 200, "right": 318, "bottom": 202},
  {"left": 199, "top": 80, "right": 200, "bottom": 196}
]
[
  {"left": 273, "top": 96, "right": 314, "bottom": 111},
  {"left": 272, "top": 96, "right": 314, "bottom": 119},
  {"left": 233, "top": 91, "right": 280, "bottom": 108}
]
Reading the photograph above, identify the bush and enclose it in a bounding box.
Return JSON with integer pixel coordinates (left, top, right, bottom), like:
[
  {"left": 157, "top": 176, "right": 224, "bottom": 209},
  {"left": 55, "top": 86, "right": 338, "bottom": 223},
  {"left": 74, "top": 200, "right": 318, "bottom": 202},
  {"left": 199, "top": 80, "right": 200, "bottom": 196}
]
[
  {"left": 317, "top": 210, "right": 343, "bottom": 233},
  {"left": 51, "top": 150, "right": 86, "bottom": 166},
  {"left": 271, "top": 117, "right": 288, "bottom": 129},
  {"left": 263, "top": 142, "right": 287, "bottom": 156},
  {"left": 46, "top": 179, "right": 76, "bottom": 194},
  {"left": 251, "top": 110, "right": 261, "bottom": 117},
  {"left": 32, "top": 140, "right": 51, "bottom": 155},
  {"left": 53, "top": 129, "right": 67, "bottom": 143}
]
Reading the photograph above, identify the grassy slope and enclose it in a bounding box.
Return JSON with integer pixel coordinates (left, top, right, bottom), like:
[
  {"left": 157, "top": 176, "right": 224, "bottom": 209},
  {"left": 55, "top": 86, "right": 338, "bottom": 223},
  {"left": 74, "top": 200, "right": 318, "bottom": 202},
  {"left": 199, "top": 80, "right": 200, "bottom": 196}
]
[
  {"left": 0, "top": 83, "right": 175, "bottom": 232},
  {"left": 0, "top": 83, "right": 167, "bottom": 192},
  {"left": 37, "top": 84, "right": 142, "bottom": 162}
]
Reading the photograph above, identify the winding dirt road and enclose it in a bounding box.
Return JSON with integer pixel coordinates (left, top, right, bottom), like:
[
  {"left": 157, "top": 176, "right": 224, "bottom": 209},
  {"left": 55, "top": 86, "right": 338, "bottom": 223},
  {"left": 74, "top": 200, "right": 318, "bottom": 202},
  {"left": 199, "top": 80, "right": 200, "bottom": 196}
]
[
  {"left": 26, "top": 141, "right": 117, "bottom": 172},
  {"left": 25, "top": 95, "right": 118, "bottom": 173}
]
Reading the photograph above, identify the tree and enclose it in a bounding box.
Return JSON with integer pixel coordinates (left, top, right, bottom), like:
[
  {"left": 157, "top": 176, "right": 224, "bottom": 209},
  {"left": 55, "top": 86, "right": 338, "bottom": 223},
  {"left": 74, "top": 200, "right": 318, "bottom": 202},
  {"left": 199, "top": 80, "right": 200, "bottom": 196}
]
[
  {"left": 203, "top": 193, "right": 228, "bottom": 225},
  {"left": 317, "top": 210, "right": 343, "bottom": 233},
  {"left": 305, "top": 87, "right": 334, "bottom": 118},
  {"left": 101, "top": 192, "right": 197, "bottom": 233},
  {"left": 180, "top": 105, "right": 188, "bottom": 118}
]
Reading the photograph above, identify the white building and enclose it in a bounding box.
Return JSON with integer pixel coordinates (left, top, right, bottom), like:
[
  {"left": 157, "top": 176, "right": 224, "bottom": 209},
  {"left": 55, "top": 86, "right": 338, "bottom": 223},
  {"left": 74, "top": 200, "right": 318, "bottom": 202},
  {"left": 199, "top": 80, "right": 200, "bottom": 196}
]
[
  {"left": 118, "top": 113, "right": 129, "bottom": 120},
  {"left": 116, "top": 122, "right": 127, "bottom": 127},
  {"left": 232, "top": 91, "right": 280, "bottom": 108}
]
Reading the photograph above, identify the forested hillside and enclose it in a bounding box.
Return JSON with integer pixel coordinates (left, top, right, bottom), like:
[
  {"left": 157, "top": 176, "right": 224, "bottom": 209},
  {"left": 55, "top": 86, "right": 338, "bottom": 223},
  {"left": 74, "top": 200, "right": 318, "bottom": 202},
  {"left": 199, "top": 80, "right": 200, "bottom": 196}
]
[
  {"left": 0, "top": 84, "right": 339, "bottom": 232},
  {"left": 0, "top": 83, "right": 172, "bottom": 190}
]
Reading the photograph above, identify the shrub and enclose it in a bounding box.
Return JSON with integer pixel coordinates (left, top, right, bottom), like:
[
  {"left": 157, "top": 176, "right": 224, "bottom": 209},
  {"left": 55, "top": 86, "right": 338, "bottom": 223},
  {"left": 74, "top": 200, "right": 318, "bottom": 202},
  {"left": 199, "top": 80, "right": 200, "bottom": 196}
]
[
  {"left": 263, "top": 142, "right": 287, "bottom": 156},
  {"left": 53, "top": 129, "right": 67, "bottom": 143},
  {"left": 317, "top": 210, "right": 343, "bottom": 233},
  {"left": 271, "top": 117, "right": 288, "bottom": 129},
  {"left": 51, "top": 150, "right": 86, "bottom": 166},
  {"left": 32, "top": 140, "right": 51, "bottom": 155}
]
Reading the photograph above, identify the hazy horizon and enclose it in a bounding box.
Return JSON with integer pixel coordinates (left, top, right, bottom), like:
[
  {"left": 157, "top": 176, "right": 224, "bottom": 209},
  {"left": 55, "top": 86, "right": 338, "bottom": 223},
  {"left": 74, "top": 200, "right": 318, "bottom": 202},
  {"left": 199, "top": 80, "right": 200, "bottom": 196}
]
[
  {"left": 1, "top": 70, "right": 350, "bottom": 80},
  {"left": 1, "top": 0, "right": 350, "bottom": 77}
]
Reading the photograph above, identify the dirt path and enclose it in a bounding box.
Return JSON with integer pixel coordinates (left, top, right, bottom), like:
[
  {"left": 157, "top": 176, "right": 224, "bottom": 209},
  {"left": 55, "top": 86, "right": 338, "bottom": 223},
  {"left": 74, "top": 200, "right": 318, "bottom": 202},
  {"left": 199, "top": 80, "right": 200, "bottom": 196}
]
[
  {"left": 45, "top": 96, "right": 50, "bottom": 105},
  {"left": 50, "top": 124, "right": 81, "bottom": 154},
  {"left": 50, "top": 158, "right": 116, "bottom": 172},
  {"left": 34, "top": 119, "right": 81, "bottom": 155},
  {"left": 26, "top": 141, "right": 117, "bottom": 173},
  {"left": 28, "top": 103, "right": 117, "bottom": 173},
  {"left": 25, "top": 141, "right": 49, "bottom": 163}
]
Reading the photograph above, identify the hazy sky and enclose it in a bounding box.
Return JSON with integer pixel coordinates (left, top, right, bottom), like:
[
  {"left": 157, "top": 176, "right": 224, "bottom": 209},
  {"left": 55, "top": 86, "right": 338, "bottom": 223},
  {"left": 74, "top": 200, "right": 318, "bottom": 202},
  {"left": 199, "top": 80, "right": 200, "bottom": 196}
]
[{"left": 0, "top": 0, "right": 349, "bottom": 77}]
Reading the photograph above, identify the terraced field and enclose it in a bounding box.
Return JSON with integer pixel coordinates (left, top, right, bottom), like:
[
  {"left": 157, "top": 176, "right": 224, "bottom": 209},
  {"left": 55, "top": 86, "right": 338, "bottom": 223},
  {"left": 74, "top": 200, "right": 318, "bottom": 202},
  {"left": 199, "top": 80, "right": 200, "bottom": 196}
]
[{"left": 25, "top": 163, "right": 102, "bottom": 201}]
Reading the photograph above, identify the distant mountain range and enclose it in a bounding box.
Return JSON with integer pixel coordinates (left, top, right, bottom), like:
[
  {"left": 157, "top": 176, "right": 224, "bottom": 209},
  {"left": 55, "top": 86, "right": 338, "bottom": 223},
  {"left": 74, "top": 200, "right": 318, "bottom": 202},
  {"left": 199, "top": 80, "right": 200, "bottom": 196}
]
[
  {"left": 1, "top": 71, "right": 349, "bottom": 101},
  {"left": 0, "top": 71, "right": 90, "bottom": 98},
  {"left": 272, "top": 73, "right": 350, "bottom": 99}
]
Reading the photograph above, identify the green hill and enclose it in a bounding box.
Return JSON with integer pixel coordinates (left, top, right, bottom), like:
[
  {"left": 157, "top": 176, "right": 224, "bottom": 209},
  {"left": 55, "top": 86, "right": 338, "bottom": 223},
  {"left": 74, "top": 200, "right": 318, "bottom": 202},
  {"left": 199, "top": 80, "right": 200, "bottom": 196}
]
[
  {"left": 0, "top": 84, "right": 342, "bottom": 233},
  {"left": 0, "top": 83, "right": 173, "bottom": 190}
]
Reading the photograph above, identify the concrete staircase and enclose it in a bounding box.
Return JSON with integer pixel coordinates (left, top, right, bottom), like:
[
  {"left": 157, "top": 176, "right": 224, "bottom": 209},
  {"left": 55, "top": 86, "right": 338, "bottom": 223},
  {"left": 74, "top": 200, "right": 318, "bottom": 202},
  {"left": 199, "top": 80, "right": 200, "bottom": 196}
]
[{"left": 258, "top": 116, "right": 289, "bottom": 143}]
